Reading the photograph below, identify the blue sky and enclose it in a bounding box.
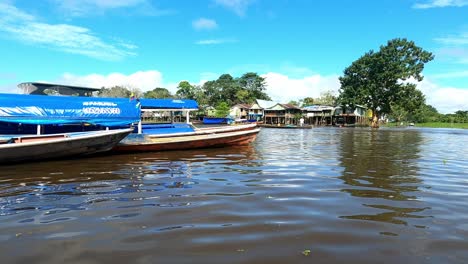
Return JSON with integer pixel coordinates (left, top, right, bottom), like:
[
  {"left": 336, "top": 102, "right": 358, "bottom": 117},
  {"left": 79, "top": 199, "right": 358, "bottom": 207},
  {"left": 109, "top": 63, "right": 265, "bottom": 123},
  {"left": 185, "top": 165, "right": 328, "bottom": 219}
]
[{"left": 0, "top": 0, "right": 467, "bottom": 113}]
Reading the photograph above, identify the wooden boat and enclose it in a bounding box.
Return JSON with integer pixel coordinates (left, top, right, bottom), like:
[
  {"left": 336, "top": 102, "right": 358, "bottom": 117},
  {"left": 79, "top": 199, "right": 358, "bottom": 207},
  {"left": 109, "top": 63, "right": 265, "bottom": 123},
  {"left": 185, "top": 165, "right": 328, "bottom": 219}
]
[
  {"left": 113, "top": 98, "right": 260, "bottom": 153},
  {"left": 0, "top": 93, "right": 140, "bottom": 163},
  {"left": 113, "top": 128, "right": 260, "bottom": 153},
  {"left": 148, "top": 123, "right": 259, "bottom": 138},
  {"left": 257, "top": 124, "right": 313, "bottom": 129},
  {"left": 0, "top": 128, "right": 133, "bottom": 163}
]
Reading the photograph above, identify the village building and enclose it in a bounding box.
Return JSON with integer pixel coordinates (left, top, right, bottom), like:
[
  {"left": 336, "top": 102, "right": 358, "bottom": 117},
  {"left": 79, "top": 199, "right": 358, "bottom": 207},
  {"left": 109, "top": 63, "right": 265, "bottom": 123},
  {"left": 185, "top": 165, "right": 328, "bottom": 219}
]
[
  {"left": 303, "top": 105, "right": 334, "bottom": 126},
  {"left": 229, "top": 103, "right": 251, "bottom": 120},
  {"left": 333, "top": 105, "right": 368, "bottom": 126},
  {"left": 264, "top": 103, "right": 302, "bottom": 125}
]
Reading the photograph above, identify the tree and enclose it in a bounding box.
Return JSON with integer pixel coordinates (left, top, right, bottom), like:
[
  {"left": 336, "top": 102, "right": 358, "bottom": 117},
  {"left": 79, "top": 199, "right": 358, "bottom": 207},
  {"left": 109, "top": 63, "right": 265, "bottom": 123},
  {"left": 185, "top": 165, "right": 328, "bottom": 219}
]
[
  {"left": 302, "top": 97, "right": 315, "bottom": 106},
  {"left": 411, "top": 104, "right": 440, "bottom": 123},
  {"left": 287, "top": 100, "right": 299, "bottom": 106},
  {"left": 176, "top": 81, "right": 196, "bottom": 99},
  {"left": 338, "top": 38, "right": 434, "bottom": 128},
  {"left": 214, "top": 102, "right": 230, "bottom": 117},
  {"left": 314, "top": 90, "right": 337, "bottom": 105},
  {"left": 143, "top": 87, "right": 173, "bottom": 98},
  {"left": 238, "top": 72, "right": 271, "bottom": 102},
  {"left": 98, "top": 86, "right": 132, "bottom": 98}
]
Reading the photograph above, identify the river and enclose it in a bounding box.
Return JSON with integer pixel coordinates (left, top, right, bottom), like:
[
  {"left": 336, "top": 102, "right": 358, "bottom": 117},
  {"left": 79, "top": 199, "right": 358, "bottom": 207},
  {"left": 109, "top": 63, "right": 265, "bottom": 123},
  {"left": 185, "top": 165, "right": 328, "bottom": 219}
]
[{"left": 0, "top": 127, "right": 467, "bottom": 263}]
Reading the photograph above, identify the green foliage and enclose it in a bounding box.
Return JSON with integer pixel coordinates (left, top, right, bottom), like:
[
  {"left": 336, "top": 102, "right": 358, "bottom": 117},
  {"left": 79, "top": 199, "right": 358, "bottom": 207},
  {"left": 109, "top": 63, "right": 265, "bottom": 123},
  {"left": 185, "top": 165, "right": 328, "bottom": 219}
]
[
  {"left": 338, "top": 38, "right": 434, "bottom": 127},
  {"left": 176, "top": 81, "right": 196, "bottom": 99},
  {"left": 98, "top": 86, "right": 132, "bottom": 98},
  {"left": 410, "top": 104, "right": 440, "bottom": 123},
  {"left": 177, "top": 72, "right": 270, "bottom": 109},
  {"left": 143, "top": 87, "right": 173, "bottom": 98},
  {"left": 314, "top": 90, "right": 337, "bottom": 105},
  {"left": 288, "top": 100, "right": 299, "bottom": 106},
  {"left": 214, "top": 102, "right": 230, "bottom": 117},
  {"left": 301, "top": 97, "right": 314, "bottom": 106}
]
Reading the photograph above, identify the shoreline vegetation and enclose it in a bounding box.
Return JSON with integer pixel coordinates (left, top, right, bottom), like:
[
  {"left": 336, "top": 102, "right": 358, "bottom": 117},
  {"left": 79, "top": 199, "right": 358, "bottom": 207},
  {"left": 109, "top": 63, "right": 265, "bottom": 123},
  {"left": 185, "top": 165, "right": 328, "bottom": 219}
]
[{"left": 384, "top": 122, "right": 468, "bottom": 129}]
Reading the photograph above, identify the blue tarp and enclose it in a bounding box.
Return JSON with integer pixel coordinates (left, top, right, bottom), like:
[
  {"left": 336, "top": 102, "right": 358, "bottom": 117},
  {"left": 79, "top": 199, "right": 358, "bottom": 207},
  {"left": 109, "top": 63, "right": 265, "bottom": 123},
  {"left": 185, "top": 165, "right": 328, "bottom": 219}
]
[
  {"left": 0, "top": 93, "right": 141, "bottom": 126},
  {"left": 139, "top": 98, "right": 198, "bottom": 109}
]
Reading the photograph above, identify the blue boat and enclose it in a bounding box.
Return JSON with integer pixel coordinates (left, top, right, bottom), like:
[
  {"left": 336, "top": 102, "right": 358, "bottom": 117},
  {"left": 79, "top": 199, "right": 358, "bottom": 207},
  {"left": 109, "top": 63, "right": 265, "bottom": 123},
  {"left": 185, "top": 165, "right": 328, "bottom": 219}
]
[
  {"left": 202, "top": 117, "right": 234, "bottom": 124},
  {"left": 0, "top": 93, "right": 140, "bottom": 163}
]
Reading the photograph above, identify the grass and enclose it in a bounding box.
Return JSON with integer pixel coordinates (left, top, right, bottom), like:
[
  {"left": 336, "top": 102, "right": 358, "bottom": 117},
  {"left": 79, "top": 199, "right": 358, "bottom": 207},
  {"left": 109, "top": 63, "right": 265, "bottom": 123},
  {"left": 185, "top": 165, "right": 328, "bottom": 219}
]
[
  {"left": 414, "top": 122, "right": 468, "bottom": 129},
  {"left": 384, "top": 122, "right": 468, "bottom": 129}
]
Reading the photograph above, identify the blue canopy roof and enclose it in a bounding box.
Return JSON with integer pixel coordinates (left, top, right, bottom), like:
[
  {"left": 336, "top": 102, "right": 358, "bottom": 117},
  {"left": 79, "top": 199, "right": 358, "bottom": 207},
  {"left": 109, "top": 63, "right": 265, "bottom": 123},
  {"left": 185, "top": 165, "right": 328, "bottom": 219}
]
[
  {"left": 0, "top": 93, "right": 141, "bottom": 126},
  {"left": 139, "top": 98, "right": 198, "bottom": 109}
]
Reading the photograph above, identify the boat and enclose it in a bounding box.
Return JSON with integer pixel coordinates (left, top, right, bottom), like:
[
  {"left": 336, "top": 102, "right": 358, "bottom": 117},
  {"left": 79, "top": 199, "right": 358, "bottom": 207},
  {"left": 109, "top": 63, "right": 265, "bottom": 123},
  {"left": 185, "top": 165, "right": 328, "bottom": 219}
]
[
  {"left": 202, "top": 116, "right": 234, "bottom": 124},
  {"left": 0, "top": 93, "right": 140, "bottom": 163},
  {"left": 257, "top": 123, "right": 313, "bottom": 129},
  {"left": 0, "top": 128, "right": 133, "bottom": 163},
  {"left": 113, "top": 128, "right": 260, "bottom": 152},
  {"left": 113, "top": 98, "right": 260, "bottom": 153}
]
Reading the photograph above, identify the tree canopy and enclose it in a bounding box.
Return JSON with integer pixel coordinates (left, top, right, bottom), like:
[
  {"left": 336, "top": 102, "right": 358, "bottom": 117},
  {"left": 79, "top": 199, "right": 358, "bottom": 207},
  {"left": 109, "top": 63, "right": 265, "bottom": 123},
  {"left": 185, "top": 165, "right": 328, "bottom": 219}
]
[
  {"left": 338, "top": 38, "right": 434, "bottom": 127},
  {"left": 143, "top": 87, "right": 173, "bottom": 99},
  {"left": 97, "top": 85, "right": 142, "bottom": 98},
  {"left": 175, "top": 72, "right": 271, "bottom": 108}
]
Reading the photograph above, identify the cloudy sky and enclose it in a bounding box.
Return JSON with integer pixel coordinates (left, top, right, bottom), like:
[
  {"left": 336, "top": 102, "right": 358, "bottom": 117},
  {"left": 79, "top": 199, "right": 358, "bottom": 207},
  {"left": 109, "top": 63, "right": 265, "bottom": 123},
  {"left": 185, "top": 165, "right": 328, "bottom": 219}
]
[{"left": 0, "top": 0, "right": 467, "bottom": 113}]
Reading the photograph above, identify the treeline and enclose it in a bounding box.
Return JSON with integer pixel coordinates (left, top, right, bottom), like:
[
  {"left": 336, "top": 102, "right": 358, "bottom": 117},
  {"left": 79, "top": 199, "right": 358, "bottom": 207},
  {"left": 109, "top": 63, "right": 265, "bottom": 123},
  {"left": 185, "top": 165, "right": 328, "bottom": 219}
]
[
  {"left": 406, "top": 105, "right": 468, "bottom": 123},
  {"left": 98, "top": 72, "right": 270, "bottom": 109},
  {"left": 96, "top": 38, "right": 467, "bottom": 125}
]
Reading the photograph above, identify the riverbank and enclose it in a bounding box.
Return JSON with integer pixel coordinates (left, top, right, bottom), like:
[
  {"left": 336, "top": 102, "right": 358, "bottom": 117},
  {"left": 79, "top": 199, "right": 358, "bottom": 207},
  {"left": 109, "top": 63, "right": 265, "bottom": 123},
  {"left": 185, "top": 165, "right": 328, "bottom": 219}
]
[{"left": 384, "top": 122, "right": 468, "bottom": 129}]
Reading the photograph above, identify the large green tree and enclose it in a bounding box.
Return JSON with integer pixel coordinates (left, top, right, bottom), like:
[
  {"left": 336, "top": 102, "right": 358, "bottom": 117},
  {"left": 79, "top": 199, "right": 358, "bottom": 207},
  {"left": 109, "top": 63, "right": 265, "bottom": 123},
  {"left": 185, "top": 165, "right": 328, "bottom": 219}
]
[
  {"left": 98, "top": 86, "right": 132, "bottom": 98},
  {"left": 176, "top": 81, "right": 197, "bottom": 99},
  {"left": 338, "top": 38, "right": 434, "bottom": 127},
  {"left": 238, "top": 72, "right": 271, "bottom": 102},
  {"left": 314, "top": 90, "right": 337, "bottom": 106},
  {"left": 143, "top": 87, "right": 173, "bottom": 98}
]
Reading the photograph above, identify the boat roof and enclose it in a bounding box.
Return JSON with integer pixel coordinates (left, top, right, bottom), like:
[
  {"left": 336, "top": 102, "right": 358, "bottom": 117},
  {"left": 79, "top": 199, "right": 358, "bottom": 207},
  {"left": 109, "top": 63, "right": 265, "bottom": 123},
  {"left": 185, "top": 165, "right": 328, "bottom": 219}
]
[
  {"left": 0, "top": 93, "right": 140, "bottom": 126},
  {"left": 18, "top": 82, "right": 100, "bottom": 96},
  {"left": 139, "top": 98, "right": 199, "bottom": 110}
]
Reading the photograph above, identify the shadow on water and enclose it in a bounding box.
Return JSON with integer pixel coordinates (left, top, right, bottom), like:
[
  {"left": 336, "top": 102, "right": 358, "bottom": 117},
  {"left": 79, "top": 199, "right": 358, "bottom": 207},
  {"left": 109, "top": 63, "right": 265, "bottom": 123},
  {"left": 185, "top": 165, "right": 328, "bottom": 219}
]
[
  {"left": 337, "top": 128, "right": 430, "bottom": 226},
  {"left": 0, "top": 145, "right": 260, "bottom": 217}
]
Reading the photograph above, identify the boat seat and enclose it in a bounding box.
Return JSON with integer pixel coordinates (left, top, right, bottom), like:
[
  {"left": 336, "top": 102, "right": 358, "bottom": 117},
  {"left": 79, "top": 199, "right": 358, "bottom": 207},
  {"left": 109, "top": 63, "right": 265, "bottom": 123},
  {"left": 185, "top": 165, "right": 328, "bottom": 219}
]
[
  {"left": 14, "top": 134, "right": 68, "bottom": 143},
  {"left": 0, "top": 138, "right": 15, "bottom": 144}
]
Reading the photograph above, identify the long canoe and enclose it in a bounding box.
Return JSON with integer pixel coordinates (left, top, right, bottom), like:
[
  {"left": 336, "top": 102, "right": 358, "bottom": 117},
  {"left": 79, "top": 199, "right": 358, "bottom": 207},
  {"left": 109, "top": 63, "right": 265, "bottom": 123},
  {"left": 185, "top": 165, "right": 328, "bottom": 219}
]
[{"left": 0, "top": 128, "right": 133, "bottom": 164}]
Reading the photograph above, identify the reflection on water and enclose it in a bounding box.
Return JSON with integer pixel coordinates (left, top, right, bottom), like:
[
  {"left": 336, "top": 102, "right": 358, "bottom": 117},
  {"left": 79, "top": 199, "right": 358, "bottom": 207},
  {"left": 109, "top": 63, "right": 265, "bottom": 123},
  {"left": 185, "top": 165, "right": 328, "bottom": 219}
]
[
  {"left": 0, "top": 127, "right": 467, "bottom": 264},
  {"left": 338, "top": 129, "right": 429, "bottom": 225}
]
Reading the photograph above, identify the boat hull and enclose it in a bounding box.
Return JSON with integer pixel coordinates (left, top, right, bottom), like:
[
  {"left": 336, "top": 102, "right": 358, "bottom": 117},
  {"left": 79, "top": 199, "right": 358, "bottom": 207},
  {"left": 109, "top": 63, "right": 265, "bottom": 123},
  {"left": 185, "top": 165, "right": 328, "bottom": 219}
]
[
  {"left": 0, "top": 128, "right": 133, "bottom": 164},
  {"left": 113, "top": 128, "right": 260, "bottom": 153}
]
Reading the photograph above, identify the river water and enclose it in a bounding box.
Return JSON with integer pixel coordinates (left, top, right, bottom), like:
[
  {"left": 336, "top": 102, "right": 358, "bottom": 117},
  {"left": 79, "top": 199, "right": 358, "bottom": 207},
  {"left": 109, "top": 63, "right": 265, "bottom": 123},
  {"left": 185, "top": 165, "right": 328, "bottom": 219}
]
[{"left": 0, "top": 127, "right": 467, "bottom": 264}]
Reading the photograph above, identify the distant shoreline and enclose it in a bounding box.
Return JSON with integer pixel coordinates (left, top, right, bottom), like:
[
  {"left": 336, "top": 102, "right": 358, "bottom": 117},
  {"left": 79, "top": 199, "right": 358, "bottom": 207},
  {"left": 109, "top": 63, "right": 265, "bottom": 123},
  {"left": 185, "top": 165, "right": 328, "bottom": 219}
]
[{"left": 384, "top": 122, "right": 468, "bottom": 129}]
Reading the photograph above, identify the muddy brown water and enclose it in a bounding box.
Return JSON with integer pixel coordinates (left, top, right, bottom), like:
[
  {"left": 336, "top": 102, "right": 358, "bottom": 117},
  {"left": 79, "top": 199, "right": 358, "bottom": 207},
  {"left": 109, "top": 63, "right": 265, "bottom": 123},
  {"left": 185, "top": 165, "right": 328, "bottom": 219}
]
[{"left": 0, "top": 127, "right": 467, "bottom": 264}]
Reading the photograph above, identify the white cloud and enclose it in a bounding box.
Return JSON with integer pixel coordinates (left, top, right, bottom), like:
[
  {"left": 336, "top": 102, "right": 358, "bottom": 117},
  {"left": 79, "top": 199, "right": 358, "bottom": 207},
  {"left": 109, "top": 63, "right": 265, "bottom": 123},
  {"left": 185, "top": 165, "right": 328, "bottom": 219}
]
[
  {"left": 416, "top": 78, "right": 468, "bottom": 113},
  {"left": 0, "top": 83, "right": 20, "bottom": 94},
  {"left": 56, "top": 70, "right": 164, "bottom": 92},
  {"left": 435, "top": 31, "right": 468, "bottom": 64},
  {"left": 261, "top": 72, "right": 468, "bottom": 113},
  {"left": 192, "top": 18, "right": 218, "bottom": 30},
  {"left": 0, "top": 2, "right": 136, "bottom": 61},
  {"left": 432, "top": 70, "right": 468, "bottom": 79},
  {"left": 195, "top": 38, "right": 237, "bottom": 45},
  {"left": 51, "top": 0, "right": 174, "bottom": 17},
  {"left": 413, "top": 0, "right": 468, "bottom": 9},
  {"left": 261, "top": 72, "right": 340, "bottom": 103},
  {"left": 435, "top": 32, "right": 468, "bottom": 45},
  {"left": 214, "top": 0, "right": 255, "bottom": 16}
]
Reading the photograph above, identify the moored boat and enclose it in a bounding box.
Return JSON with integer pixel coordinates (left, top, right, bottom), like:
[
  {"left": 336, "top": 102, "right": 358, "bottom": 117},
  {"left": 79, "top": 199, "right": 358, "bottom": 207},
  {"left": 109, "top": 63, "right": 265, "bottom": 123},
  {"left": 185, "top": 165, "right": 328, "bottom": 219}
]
[
  {"left": 113, "top": 98, "right": 260, "bottom": 153},
  {"left": 0, "top": 128, "right": 133, "bottom": 163},
  {"left": 0, "top": 93, "right": 140, "bottom": 163},
  {"left": 113, "top": 128, "right": 260, "bottom": 153}
]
